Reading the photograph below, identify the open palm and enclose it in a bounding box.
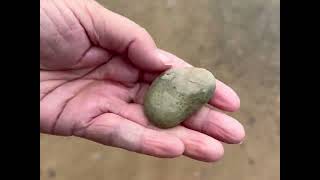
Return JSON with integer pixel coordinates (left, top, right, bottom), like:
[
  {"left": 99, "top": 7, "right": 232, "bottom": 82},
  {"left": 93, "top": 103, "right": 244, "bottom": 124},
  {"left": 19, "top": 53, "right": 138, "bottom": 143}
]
[{"left": 40, "top": 0, "right": 245, "bottom": 162}]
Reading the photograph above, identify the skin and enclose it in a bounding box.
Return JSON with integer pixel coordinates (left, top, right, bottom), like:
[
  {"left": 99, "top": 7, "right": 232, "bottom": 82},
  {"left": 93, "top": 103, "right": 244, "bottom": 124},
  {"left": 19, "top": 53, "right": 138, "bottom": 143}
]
[{"left": 40, "top": 0, "right": 245, "bottom": 162}]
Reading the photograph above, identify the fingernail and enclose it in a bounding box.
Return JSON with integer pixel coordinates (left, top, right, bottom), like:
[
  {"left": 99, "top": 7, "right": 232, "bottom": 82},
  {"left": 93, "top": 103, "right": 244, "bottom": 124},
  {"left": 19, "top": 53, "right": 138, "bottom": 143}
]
[{"left": 156, "top": 49, "right": 172, "bottom": 67}]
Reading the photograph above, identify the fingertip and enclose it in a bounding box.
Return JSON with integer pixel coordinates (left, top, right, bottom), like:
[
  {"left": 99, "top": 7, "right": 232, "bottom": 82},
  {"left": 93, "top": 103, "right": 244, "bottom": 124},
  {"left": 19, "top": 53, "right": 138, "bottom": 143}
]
[
  {"left": 157, "top": 49, "right": 193, "bottom": 68},
  {"left": 233, "top": 123, "right": 246, "bottom": 144},
  {"left": 202, "top": 110, "right": 246, "bottom": 144},
  {"left": 128, "top": 47, "right": 170, "bottom": 72},
  {"left": 201, "top": 138, "right": 224, "bottom": 162},
  {"left": 210, "top": 80, "right": 241, "bottom": 112},
  {"left": 155, "top": 49, "right": 173, "bottom": 68},
  {"left": 206, "top": 141, "right": 224, "bottom": 162},
  {"left": 127, "top": 31, "right": 171, "bottom": 72},
  {"left": 229, "top": 92, "right": 241, "bottom": 111},
  {"left": 223, "top": 118, "right": 246, "bottom": 144}
]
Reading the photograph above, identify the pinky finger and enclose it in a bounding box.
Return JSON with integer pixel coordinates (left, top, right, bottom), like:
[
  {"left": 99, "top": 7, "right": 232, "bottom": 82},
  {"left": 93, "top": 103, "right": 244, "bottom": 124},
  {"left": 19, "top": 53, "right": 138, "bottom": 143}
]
[{"left": 77, "top": 113, "right": 185, "bottom": 158}]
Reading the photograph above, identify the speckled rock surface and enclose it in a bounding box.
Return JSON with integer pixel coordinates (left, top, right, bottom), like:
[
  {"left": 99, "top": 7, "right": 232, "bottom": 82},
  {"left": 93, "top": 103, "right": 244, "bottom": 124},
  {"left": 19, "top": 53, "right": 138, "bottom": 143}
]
[{"left": 143, "top": 67, "right": 216, "bottom": 128}]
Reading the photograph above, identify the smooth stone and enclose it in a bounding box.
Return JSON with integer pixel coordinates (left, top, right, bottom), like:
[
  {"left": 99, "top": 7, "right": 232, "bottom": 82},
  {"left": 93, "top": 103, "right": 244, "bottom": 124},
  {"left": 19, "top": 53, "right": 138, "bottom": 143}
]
[{"left": 143, "top": 67, "right": 216, "bottom": 129}]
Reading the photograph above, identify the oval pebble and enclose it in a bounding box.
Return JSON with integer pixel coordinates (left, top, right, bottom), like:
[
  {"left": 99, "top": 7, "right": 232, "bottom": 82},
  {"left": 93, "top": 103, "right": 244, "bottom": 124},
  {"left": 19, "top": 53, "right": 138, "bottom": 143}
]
[{"left": 143, "top": 67, "right": 216, "bottom": 128}]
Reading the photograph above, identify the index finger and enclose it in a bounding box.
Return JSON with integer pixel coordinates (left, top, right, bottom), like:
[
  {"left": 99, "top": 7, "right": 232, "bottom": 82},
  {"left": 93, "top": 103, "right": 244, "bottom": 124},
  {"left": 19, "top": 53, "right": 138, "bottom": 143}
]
[{"left": 157, "top": 49, "right": 240, "bottom": 112}]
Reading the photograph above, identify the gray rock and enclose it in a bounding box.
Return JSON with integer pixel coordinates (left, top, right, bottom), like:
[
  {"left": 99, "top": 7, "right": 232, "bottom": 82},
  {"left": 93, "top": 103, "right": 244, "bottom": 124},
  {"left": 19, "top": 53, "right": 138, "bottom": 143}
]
[{"left": 144, "top": 67, "right": 216, "bottom": 128}]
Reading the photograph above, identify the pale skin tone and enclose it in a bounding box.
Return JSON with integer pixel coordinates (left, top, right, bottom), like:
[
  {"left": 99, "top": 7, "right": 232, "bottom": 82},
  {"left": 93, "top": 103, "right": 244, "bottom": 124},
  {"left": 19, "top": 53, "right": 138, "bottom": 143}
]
[{"left": 40, "top": 0, "right": 245, "bottom": 162}]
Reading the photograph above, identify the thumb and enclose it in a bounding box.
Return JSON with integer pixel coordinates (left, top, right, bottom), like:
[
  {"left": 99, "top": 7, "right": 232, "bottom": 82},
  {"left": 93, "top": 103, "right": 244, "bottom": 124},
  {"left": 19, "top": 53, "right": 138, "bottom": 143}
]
[
  {"left": 127, "top": 30, "right": 173, "bottom": 71},
  {"left": 68, "top": 0, "right": 171, "bottom": 71}
]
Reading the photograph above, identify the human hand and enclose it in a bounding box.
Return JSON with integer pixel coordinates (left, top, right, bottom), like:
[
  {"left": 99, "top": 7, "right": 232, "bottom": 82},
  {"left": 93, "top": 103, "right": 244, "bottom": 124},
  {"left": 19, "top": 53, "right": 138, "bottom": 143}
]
[{"left": 40, "top": 0, "right": 245, "bottom": 162}]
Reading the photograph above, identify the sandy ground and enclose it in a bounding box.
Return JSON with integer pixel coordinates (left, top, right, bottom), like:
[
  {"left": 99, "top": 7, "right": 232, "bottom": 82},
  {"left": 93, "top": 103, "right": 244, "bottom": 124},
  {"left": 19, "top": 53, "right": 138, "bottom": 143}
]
[{"left": 40, "top": 0, "right": 280, "bottom": 179}]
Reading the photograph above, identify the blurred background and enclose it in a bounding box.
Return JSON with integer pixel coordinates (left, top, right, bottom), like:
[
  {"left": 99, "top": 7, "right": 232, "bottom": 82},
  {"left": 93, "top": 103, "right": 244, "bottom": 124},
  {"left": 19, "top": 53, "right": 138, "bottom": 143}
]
[{"left": 40, "top": 0, "right": 280, "bottom": 179}]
